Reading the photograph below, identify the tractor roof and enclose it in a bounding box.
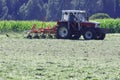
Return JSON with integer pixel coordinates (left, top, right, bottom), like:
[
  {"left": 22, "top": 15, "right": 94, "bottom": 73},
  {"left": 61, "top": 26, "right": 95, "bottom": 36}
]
[{"left": 62, "top": 10, "right": 86, "bottom": 14}]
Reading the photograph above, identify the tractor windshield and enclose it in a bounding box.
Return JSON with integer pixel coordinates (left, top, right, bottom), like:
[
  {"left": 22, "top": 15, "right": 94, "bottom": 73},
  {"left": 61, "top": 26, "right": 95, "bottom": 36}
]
[
  {"left": 61, "top": 11, "right": 87, "bottom": 22},
  {"left": 77, "top": 13, "right": 86, "bottom": 22}
]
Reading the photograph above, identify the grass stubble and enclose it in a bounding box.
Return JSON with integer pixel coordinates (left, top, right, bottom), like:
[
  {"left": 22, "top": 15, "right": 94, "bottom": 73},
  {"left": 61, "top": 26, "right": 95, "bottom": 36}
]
[{"left": 0, "top": 33, "right": 120, "bottom": 80}]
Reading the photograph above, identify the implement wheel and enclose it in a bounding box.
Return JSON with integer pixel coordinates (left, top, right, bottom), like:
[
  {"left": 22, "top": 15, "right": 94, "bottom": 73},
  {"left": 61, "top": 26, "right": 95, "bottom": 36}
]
[
  {"left": 27, "top": 34, "right": 32, "bottom": 39},
  {"left": 41, "top": 34, "right": 46, "bottom": 39},
  {"left": 33, "top": 33, "right": 39, "bottom": 39}
]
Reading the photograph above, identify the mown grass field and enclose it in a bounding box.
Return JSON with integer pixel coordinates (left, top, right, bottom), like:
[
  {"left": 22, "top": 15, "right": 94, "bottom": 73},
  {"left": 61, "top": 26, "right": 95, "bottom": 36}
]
[{"left": 0, "top": 33, "right": 120, "bottom": 80}]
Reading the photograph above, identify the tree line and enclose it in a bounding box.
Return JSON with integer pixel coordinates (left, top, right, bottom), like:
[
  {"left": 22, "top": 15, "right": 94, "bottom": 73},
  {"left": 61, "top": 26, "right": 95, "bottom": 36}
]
[{"left": 0, "top": 0, "right": 120, "bottom": 21}]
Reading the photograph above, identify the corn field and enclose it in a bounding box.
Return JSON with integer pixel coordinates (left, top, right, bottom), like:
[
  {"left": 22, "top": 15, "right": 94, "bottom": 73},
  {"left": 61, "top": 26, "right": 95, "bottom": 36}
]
[
  {"left": 0, "top": 19, "right": 120, "bottom": 33},
  {"left": 0, "top": 21, "right": 56, "bottom": 32},
  {"left": 94, "top": 19, "right": 120, "bottom": 33}
]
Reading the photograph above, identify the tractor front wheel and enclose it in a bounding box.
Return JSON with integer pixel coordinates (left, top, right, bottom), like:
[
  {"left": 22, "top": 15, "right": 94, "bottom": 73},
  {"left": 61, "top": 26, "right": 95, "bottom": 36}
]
[{"left": 83, "top": 29, "right": 96, "bottom": 40}]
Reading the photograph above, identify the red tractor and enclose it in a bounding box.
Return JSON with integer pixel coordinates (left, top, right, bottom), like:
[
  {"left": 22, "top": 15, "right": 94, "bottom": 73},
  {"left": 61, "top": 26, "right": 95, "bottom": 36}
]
[
  {"left": 56, "top": 10, "right": 107, "bottom": 40},
  {"left": 27, "top": 10, "right": 108, "bottom": 40}
]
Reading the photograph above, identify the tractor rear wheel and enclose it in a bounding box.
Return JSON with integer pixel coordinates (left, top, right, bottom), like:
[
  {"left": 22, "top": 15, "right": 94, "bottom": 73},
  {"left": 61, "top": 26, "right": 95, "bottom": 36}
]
[
  {"left": 83, "top": 29, "right": 96, "bottom": 40},
  {"left": 56, "top": 25, "right": 71, "bottom": 39}
]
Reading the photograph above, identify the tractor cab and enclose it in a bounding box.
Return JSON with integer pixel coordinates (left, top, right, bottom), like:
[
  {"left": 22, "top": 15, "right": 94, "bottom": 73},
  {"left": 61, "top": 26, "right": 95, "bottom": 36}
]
[{"left": 61, "top": 10, "right": 87, "bottom": 22}]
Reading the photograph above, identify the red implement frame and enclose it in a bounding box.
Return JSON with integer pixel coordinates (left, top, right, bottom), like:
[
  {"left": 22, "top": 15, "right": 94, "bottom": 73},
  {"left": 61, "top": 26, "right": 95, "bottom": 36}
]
[{"left": 30, "top": 24, "right": 57, "bottom": 34}]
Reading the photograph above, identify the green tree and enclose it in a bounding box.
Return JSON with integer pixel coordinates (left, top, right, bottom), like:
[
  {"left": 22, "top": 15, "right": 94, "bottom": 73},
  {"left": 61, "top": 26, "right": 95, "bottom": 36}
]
[
  {"left": 18, "top": 0, "right": 46, "bottom": 20},
  {"left": 0, "top": 0, "right": 8, "bottom": 20},
  {"left": 6, "top": 0, "right": 21, "bottom": 19},
  {"left": 0, "top": 0, "right": 120, "bottom": 20},
  {"left": 102, "top": 0, "right": 115, "bottom": 17}
]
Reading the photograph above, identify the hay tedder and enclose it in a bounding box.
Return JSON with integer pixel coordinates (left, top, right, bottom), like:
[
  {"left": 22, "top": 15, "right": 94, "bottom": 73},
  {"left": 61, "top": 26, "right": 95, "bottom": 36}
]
[
  {"left": 26, "top": 24, "right": 57, "bottom": 39},
  {"left": 26, "top": 10, "right": 108, "bottom": 40}
]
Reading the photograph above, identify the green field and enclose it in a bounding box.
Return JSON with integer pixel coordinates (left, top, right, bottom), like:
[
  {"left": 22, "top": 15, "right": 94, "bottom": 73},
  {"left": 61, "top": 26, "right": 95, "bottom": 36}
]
[
  {"left": 94, "top": 19, "right": 120, "bottom": 33},
  {"left": 0, "top": 33, "right": 120, "bottom": 80},
  {"left": 0, "top": 19, "right": 120, "bottom": 33},
  {"left": 0, "top": 21, "right": 56, "bottom": 32}
]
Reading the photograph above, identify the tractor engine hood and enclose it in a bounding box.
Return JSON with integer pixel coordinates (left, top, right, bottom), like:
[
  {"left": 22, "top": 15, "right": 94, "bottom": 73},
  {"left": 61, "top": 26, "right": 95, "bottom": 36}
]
[{"left": 81, "top": 21, "right": 100, "bottom": 28}]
